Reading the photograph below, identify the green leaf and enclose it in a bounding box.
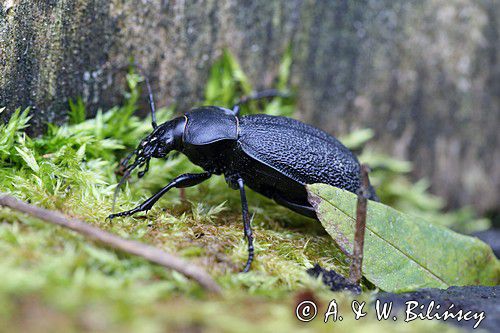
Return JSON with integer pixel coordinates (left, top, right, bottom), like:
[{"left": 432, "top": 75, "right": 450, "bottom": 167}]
[
  {"left": 0, "top": 108, "right": 31, "bottom": 160},
  {"left": 204, "top": 49, "right": 253, "bottom": 107},
  {"left": 339, "top": 128, "right": 374, "bottom": 150},
  {"left": 14, "top": 146, "right": 39, "bottom": 173},
  {"left": 277, "top": 45, "right": 292, "bottom": 91},
  {"left": 306, "top": 183, "right": 500, "bottom": 292},
  {"left": 68, "top": 97, "right": 86, "bottom": 124},
  {"left": 223, "top": 49, "right": 252, "bottom": 94}
]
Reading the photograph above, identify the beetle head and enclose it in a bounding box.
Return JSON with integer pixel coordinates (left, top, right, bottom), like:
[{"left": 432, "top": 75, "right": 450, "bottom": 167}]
[
  {"left": 112, "top": 116, "right": 186, "bottom": 210},
  {"left": 123, "top": 116, "right": 185, "bottom": 170}
]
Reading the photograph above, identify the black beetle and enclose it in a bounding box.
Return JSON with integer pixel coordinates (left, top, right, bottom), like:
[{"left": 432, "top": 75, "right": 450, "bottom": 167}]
[{"left": 108, "top": 82, "right": 377, "bottom": 272}]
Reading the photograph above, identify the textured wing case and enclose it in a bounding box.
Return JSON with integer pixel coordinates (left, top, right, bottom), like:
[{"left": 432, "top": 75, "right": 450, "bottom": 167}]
[{"left": 238, "top": 114, "right": 361, "bottom": 193}]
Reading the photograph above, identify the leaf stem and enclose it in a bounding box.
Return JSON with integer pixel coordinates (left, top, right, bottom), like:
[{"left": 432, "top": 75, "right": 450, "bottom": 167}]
[{"left": 349, "top": 164, "right": 370, "bottom": 285}]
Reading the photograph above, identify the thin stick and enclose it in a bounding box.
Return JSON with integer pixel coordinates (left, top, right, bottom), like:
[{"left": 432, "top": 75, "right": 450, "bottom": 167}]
[
  {"left": 0, "top": 193, "right": 221, "bottom": 294},
  {"left": 349, "top": 165, "right": 370, "bottom": 285}
]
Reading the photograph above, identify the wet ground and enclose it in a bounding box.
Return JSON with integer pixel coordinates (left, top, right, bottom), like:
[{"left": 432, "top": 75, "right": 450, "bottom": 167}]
[{"left": 378, "top": 286, "right": 499, "bottom": 331}]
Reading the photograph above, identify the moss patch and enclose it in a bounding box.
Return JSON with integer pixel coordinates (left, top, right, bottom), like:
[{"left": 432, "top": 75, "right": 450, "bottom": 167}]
[{"left": 0, "top": 57, "right": 472, "bottom": 332}]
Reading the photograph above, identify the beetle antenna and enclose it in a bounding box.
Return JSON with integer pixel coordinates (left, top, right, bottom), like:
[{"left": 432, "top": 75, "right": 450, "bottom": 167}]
[
  {"left": 143, "top": 74, "right": 158, "bottom": 129},
  {"left": 120, "top": 149, "right": 137, "bottom": 169},
  {"left": 131, "top": 62, "right": 158, "bottom": 129},
  {"left": 112, "top": 159, "right": 142, "bottom": 213}
]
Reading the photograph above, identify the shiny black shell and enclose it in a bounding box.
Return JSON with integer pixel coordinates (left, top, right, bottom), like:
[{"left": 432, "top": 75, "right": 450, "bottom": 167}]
[{"left": 181, "top": 107, "right": 375, "bottom": 219}]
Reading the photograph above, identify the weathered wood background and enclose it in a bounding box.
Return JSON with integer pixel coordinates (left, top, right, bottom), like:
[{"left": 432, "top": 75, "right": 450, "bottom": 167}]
[{"left": 1, "top": 0, "right": 499, "bottom": 214}]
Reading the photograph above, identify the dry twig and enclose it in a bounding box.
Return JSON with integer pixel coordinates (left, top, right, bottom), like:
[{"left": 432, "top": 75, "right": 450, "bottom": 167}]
[{"left": 0, "top": 193, "right": 221, "bottom": 294}]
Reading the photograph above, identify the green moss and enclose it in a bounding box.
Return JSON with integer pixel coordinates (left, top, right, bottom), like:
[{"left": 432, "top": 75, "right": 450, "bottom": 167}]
[{"left": 0, "top": 56, "right": 470, "bottom": 332}]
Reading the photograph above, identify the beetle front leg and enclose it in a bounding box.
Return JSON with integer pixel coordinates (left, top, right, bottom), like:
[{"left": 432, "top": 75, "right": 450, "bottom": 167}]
[
  {"left": 108, "top": 172, "right": 211, "bottom": 220},
  {"left": 237, "top": 177, "right": 254, "bottom": 272}
]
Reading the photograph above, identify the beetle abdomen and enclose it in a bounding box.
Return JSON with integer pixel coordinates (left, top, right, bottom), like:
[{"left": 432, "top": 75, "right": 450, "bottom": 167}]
[{"left": 238, "top": 114, "right": 364, "bottom": 196}]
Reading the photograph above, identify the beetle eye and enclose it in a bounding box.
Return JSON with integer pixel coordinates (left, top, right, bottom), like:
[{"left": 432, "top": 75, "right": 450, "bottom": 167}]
[{"left": 154, "top": 145, "right": 167, "bottom": 158}]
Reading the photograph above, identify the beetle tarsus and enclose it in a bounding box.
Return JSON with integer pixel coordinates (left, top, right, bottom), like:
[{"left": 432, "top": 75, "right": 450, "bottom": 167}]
[
  {"left": 242, "top": 249, "right": 254, "bottom": 273},
  {"left": 237, "top": 177, "right": 254, "bottom": 273},
  {"left": 107, "top": 207, "right": 141, "bottom": 220}
]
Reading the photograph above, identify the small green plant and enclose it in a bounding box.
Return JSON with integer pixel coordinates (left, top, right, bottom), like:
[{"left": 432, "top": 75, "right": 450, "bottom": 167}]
[
  {"left": 339, "top": 129, "right": 490, "bottom": 233},
  {"left": 68, "top": 97, "right": 86, "bottom": 125},
  {"left": 0, "top": 72, "right": 175, "bottom": 215},
  {"left": 204, "top": 49, "right": 295, "bottom": 117},
  {"left": 0, "top": 52, "right": 481, "bottom": 332}
]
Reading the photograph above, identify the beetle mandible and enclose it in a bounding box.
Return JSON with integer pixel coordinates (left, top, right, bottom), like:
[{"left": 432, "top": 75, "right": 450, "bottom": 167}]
[{"left": 108, "top": 79, "right": 378, "bottom": 272}]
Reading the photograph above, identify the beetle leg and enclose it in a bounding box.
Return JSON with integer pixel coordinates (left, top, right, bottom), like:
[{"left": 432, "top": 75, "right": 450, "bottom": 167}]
[
  {"left": 230, "top": 89, "right": 290, "bottom": 115},
  {"left": 108, "top": 172, "right": 211, "bottom": 220},
  {"left": 237, "top": 177, "right": 254, "bottom": 272},
  {"left": 273, "top": 192, "right": 318, "bottom": 219}
]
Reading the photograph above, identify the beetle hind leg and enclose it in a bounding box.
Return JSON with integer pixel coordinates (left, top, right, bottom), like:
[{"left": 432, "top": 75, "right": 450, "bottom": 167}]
[
  {"left": 237, "top": 177, "right": 254, "bottom": 272},
  {"left": 273, "top": 192, "right": 318, "bottom": 220},
  {"left": 230, "top": 89, "right": 289, "bottom": 116}
]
